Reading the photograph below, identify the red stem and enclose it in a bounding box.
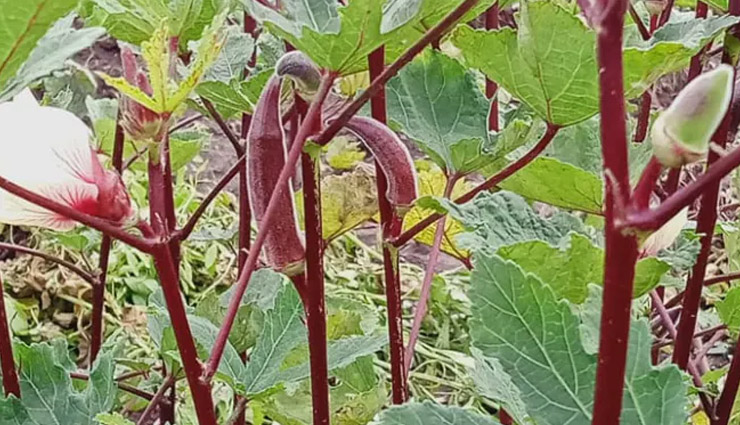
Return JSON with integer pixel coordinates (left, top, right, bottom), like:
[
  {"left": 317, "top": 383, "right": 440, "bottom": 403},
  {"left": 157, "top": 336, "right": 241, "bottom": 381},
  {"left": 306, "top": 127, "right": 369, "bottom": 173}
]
[
  {"left": 404, "top": 176, "right": 456, "bottom": 375},
  {"left": 673, "top": 18, "right": 739, "bottom": 369},
  {"left": 136, "top": 374, "right": 176, "bottom": 425},
  {"left": 392, "top": 123, "right": 560, "bottom": 247},
  {"left": 485, "top": 4, "right": 500, "bottom": 132},
  {"left": 368, "top": 45, "right": 409, "bottom": 404},
  {"left": 658, "top": 0, "right": 677, "bottom": 26},
  {"left": 0, "top": 242, "right": 96, "bottom": 285},
  {"left": 91, "top": 120, "right": 125, "bottom": 364},
  {"left": 650, "top": 292, "right": 717, "bottom": 419},
  {"left": 313, "top": 0, "right": 482, "bottom": 146},
  {"left": 151, "top": 244, "right": 216, "bottom": 424},
  {"left": 625, "top": 141, "right": 740, "bottom": 232},
  {"left": 295, "top": 91, "right": 331, "bottom": 425},
  {"left": 589, "top": 2, "right": 640, "bottom": 425},
  {"left": 0, "top": 274, "right": 20, "bottom": 397},
  {"left": 204, "top": 73, "right": 336, "bottom": 379},
  {"left": 0, "top": 177, "right": 155, "bottom": 252},
  {"left": 177, "top": 156, "right": 244, "bottom": 241},
  {"left": 632, "top": 156, "right": 663, "bottom": 209},
  {"left": 704, "top": 272, "right": 740, "bottom": 286},
  {"left": 715, "top": 337, "right": 740, "bottom": 424}
]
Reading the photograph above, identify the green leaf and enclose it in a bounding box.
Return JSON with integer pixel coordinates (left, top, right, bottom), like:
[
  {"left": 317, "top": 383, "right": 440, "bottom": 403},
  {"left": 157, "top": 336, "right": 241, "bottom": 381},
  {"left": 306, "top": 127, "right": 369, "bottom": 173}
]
[
  {"left": 242, "top": 281, "right": 306, "bottom": 396},
  {"left": 452, "top": 2, "right": 738, "bottom": 126},
  {"left": 442, "top": 191, "right": 588, "bottom": 253},
  {"left": 325, "top": 137, "right": 366, "bottom": 170},
  {"left": 470, "top": 255, "right": 689, "bottom": 425},
  {"left": 469, "top": 348, "right": 529, "bottom": 425},
  {"left": 0, "top": 0, "right": 79, "bottom": 91},
  {"left": 169, "top": 129, "right": 206, "bottom": 170},
  {"left": 256, "top": 356, "right": 386, "bottom": 425},
  {"left": 86, "top": 97, "right": 120, "bottom": 152},
  {"left": 0, "top": 15, "right": 105, "bottom": 101},
  {"left": 374, "top": 401, "right": 501, "bottom": 425},
  {"left": 83, "top": 0, "right": 226, "bottom": 46},
  {"left": 386, "top": 49, "right": 491, "bottom": 174},
  {"left": 200, "top": 27, "right": 255, "bottom": 83},
  {"left": 276, "top": 333, "right": 388, "bottom": 384},
  {"left": 717, "top": 286, "right": 740, "bottom": 335},
  {"left": 0, "top": 341, "right": 117, "bottom": 424}
]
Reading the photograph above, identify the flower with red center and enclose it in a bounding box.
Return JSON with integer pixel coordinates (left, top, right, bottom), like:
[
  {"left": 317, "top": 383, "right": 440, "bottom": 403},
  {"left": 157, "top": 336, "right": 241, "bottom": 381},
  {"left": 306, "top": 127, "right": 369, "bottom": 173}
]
[
  {"left": 119, "top": 47, "right": 170, "bottom": 142},
  {"left": 0, "top": 94, "right": 135, "bottom": 230}
]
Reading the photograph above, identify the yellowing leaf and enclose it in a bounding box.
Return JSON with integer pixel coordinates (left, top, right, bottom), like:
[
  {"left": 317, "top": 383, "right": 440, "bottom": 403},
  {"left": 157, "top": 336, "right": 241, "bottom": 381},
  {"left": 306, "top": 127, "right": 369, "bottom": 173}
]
[
  {"left": 99, "top": 75, "right": 163, "bottom": 113},
  {"left": 141, "top": 21, "right": 170, "bottom": 110},
  {"left": 325, "top": 137, "right": 366, "bottom": 170},
  {"left": 402, "top": 162, "right": 470, "bottom": 258}
]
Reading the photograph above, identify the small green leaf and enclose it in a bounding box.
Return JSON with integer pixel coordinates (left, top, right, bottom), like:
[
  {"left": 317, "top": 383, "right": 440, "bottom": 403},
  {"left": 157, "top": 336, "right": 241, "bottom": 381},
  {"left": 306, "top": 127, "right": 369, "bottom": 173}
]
[
  {"left": 96, "top": 413, "right": 135, "bottom": 425},
  {"left": 717, "top": 287, "right": 740, "bottom": 335}
]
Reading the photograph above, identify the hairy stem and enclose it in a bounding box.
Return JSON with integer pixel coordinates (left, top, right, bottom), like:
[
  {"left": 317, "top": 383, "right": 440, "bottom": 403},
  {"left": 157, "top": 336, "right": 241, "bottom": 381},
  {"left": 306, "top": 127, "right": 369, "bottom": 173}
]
[
  {"left": 0, "top": 176, "right": 155, "bottom": 252},
  {"left": 368, "top": 45, "right": 409, "bottom": 404},
  {"left": 151, "top": 244, "right": 216, "bottom": 424},
  {"left": 393, "top": 123, "right": 560, "bottom": 247},
  {"left": 589, "top": 2, "right": 639, "bottom": 424},
  {"left": 91, "top": 121, "right": 125, "bottom": 364}
]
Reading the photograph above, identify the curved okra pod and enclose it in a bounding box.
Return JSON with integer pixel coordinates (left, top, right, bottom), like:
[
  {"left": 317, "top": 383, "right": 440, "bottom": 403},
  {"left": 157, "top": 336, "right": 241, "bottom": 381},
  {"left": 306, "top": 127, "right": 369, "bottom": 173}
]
[
  {"left": 246, "top": 75, "right": 305, "bottom": 275},
  {"left": 344, "top": 116, "right": 419, "bottom": 213}
]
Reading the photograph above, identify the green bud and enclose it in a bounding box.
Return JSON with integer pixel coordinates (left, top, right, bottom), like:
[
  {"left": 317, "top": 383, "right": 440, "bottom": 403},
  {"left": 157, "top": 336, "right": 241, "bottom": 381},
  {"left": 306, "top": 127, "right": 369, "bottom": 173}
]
[{"left": 651, "top": 64, "right": 734, "bottom": 168}]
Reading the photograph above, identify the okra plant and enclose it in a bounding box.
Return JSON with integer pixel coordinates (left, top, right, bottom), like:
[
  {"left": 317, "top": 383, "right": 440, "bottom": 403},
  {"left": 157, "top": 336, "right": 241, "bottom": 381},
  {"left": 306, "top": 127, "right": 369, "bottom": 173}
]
[{"left": 2, "top": 0, "right": 740, "bottom": 424}]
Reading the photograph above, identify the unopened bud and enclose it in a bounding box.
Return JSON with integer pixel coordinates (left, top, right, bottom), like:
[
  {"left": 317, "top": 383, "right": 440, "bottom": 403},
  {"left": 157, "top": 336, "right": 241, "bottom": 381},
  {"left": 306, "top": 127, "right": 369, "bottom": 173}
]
[
  {"left": 119, "top": 48, "right": 170, "bottom": 142},
  {"left": 275, "top": 51, "right": 321, "bottom": 100},
  {"left": 651, "top": 64, "right": 733, "bottom": 168}
]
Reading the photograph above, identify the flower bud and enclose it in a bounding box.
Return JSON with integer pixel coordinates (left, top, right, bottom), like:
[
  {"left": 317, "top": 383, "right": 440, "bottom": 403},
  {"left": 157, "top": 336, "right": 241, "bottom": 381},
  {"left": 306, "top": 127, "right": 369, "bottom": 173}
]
[
  {"left": 119, "top": 48, "right": 170, "bottom": 142},
  {"left": 652, "top": 64, "right": 734, "bottom": 168},
  {"left": 275, "top": 51, "right": 321, "bottom": 101},
  {"left": 639, "top": 207, "right": 687, "bottom": 257}
]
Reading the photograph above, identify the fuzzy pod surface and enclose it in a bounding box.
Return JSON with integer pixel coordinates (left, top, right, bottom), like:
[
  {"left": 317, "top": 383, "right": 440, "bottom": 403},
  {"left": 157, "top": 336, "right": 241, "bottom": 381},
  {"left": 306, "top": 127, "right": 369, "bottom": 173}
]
[
  {"left": 652, "top": 64, "right": 734, "bottom": 168},
  {"left": 345, "top": 116, "right": 418, "bottom": 212},
  {"left": 247, "top": 75, "right": 305, "bottom": 275}
]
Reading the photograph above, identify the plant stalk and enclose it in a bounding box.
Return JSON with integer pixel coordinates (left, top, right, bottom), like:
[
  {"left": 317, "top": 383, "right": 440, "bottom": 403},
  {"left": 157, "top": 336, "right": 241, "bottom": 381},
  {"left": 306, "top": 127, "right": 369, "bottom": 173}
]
[
  {"left": 151, "top": 244, "right": 216, "bottom": 424},
  {"left": 91, "top": 120, "right": 125, "bottom": 364},
  {"left": 589, "top": 2, "right": 640, "bottom": 424},
  {"left": 0, "top": 274, "right": 19, "bottom": 397},
  {"left": 368, "top": 45, "right": 409, "bottom": 404},
  {"left": 485, "top": 3, "right": 500, "bottom": 132},
  {"left": 404, "top": 176, "right": 456, "bottom": 375}
]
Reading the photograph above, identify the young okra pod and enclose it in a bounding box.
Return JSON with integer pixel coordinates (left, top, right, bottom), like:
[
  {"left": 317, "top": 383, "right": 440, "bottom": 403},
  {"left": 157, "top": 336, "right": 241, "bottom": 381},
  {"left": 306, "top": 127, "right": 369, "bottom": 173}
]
[
  {"left": 247, "top": 75, "right": 305, "bottom": 275},
  {"left": 344, "top": 116, "right": 419, "bottom": 213}
]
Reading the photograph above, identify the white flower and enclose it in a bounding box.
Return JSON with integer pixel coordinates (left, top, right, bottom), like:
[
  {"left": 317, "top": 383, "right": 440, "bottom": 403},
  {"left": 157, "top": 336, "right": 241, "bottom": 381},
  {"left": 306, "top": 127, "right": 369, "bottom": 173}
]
[
  {"left": 639, "top": 207, "right": 688, "bottom": 257},
  {"left": 0, "top": 93, "right": 134, "bottom": 230}
]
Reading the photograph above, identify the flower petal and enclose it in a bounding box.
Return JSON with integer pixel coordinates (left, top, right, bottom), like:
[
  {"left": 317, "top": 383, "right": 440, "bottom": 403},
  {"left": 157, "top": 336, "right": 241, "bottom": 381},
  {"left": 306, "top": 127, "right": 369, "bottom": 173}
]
[{"left": 640, "top": 207, "right": 688, "bottom": 257}]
